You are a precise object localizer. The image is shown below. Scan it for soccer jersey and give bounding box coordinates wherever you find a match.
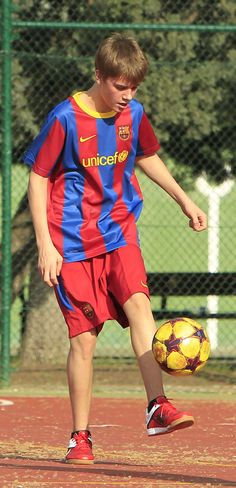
[23,92,160,262]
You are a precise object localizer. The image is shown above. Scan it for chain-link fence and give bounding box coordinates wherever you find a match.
[1,1,236,378]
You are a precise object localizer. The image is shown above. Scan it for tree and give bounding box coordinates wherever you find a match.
[12,0,236,182]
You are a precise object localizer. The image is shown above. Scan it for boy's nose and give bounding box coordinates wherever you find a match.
[123,90,133,102]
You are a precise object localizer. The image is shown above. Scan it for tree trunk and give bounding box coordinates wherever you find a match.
[6,193,69,367]
[21,254,69,367]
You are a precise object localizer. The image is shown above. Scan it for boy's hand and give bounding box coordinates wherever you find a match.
[38,243,63,287]
[181,200,207,232]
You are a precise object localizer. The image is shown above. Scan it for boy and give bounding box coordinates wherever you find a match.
[24,33,207,464]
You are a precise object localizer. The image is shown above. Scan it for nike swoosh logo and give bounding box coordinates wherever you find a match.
[141,280,148,288]
[80,135,96,143]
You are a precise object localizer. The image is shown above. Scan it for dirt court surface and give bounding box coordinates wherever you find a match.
[0,395,235,488]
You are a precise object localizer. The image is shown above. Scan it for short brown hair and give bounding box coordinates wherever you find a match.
[95,33,148,84]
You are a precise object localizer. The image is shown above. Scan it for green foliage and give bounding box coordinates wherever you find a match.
[4,0,236,184]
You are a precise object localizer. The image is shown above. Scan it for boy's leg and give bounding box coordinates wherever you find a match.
[67,329,97,431]
[65,329,97,464]
[123,292,194,435]
[54,259,108,463]
[122,292,164,402]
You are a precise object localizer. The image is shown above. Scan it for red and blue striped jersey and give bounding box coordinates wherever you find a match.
[23,92,160,262]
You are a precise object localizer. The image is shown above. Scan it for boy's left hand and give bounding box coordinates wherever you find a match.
[181,201,207,232]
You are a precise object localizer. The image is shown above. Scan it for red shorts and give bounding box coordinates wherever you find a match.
[54,244,150,338]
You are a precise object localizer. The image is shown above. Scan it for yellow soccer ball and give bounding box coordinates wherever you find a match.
[152,317,211,376]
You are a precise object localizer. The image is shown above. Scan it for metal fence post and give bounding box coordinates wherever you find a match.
[1,0,12,384]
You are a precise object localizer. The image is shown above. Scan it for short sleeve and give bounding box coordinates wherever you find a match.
[23,113,66,177]
[136,111,160,157]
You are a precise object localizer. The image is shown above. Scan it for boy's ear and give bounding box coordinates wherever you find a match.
[95,70,102,84]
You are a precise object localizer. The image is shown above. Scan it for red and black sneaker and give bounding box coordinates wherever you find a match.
[146,396,194,436]
[65,430,94,464]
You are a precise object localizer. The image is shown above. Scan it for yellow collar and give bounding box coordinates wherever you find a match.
[73,92,116,119]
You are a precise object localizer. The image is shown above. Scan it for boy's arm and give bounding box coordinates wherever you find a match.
[28,170,63,287]
[136,153,207,232]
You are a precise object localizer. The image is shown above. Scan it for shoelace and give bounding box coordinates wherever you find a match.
[154,397,177,420]
[76,432,91,444]
[68,432,92,451]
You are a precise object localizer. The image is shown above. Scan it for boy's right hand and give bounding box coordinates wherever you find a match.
[38,243,63,287]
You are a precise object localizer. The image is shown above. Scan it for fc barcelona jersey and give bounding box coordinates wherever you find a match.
[23,92,160,262]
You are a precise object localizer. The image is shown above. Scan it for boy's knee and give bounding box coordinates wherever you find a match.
[123,292,151,317]
[70,330,97,359]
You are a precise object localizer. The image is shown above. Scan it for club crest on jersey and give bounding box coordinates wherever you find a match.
[80,302,94,319]
[118,125,130,140]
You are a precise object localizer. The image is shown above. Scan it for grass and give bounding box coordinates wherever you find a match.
[1,357,236,401]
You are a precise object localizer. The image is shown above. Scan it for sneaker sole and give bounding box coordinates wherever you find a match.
[65,458,94,464]
[168,415,194,432]
[147,415,194,436]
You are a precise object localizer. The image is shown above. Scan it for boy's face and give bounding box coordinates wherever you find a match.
[96,71,139,112]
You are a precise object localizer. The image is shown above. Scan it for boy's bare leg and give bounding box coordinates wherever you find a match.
[67,329,97,431]
[123,292,164,402]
